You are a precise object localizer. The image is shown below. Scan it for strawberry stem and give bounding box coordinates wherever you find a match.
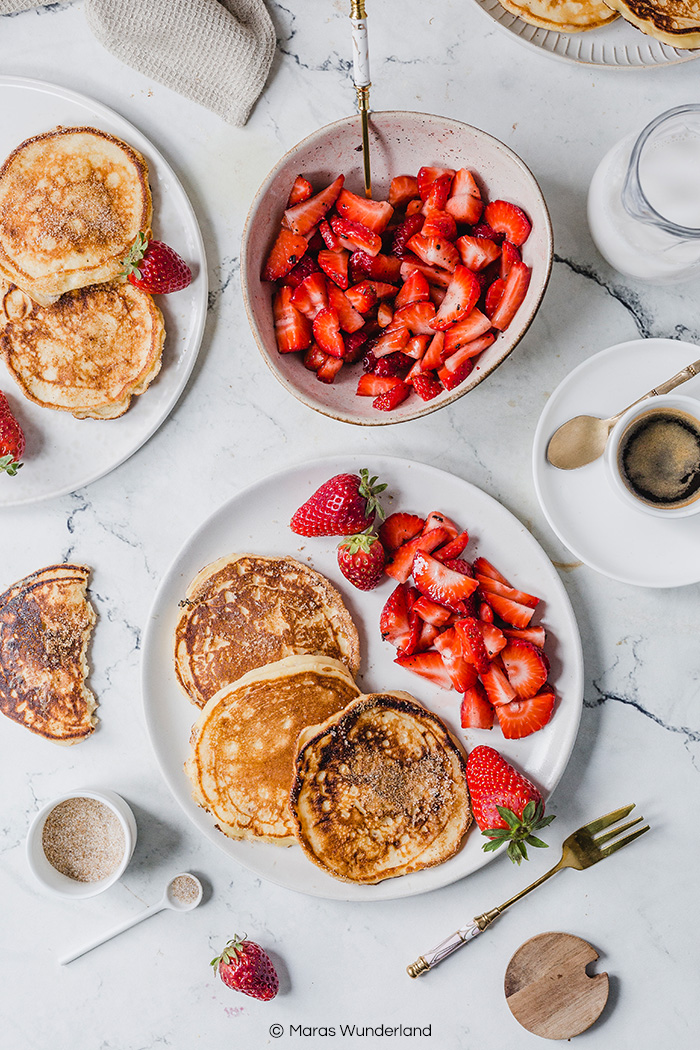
[480,801,555,864]
[0,453,22,476]
[358,468,387,522]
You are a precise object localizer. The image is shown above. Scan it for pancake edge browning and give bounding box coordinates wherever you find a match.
[497,0,618,31]
[290,691,472,884]
[601,0,700,46]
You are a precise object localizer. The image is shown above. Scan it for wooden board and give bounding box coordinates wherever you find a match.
[504,932,609,1040]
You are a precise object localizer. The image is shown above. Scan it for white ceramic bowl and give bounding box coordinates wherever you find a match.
[241,111,553,426]
[26,789,137,899]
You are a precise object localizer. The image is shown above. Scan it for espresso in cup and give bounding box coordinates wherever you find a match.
[617,406,700,510]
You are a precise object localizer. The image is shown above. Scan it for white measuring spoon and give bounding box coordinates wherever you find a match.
[59,872,203,965]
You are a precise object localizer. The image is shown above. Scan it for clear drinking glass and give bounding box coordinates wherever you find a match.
[587,104,700,283]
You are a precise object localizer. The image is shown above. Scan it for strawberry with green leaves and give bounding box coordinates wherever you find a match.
[290,468,386,536]
[211,934,279,1001]
[123,233,192,294]
[466,745,555,864]
[337,530,385,590]
[0,391,25,476]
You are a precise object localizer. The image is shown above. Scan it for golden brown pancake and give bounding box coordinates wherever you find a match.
[602,0,700,46]
[290,691,472,884]
[0,279,164,419]
[174,554,361,708]
[0,126,152,306]
[497,0,618,30]
[0,564,97,744]
[185,655,360,845]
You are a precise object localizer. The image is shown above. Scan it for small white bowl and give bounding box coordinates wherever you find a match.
[26,789,137,899]
[241,111,553,426]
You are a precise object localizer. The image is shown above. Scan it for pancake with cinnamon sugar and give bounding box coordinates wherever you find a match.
[497,0,618,30]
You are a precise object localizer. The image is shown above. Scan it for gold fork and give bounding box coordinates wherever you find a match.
[407,803,650,978]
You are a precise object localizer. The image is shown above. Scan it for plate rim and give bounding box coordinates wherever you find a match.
[532,337,700,587]
[141,453,584,900]
[0,74,208,507]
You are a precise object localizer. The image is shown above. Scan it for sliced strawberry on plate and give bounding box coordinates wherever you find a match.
[291,271,328,319]
[370,351,413,377]
[380,584,414,649]
[262,227,309,281]
[315,354,344,383]
[350,250,402,283]
[394,650,454,690]
[421,173,454,214]
[480,621,507,658]
[273,287,312,352]
[343,329,369,363]
[417,166,455,201]
[411,595,454,627]
[412,551,479,612]
[496,688,556,739]
[500,240,521,279]
[422,511,460,538]
[303,344,327,372]
[287,175,313,206]
[421,211,458,242]
[456,234,501,271]
[378,512,425,552]
[445,168,483,225]
[335,188,394,233]
[484,277,505,320]
[476,576,540,608]
[433,531,469,560]
[481,591,535,629]
[318,248,349,288]
[412,372,442,401]
[284,174,344,235]
[399,254,452,288]
[384,526,452,583]
[367,281,400,300]
[319,218,341,250]
[419,331,447,372]
[377,302,394,327]
[430,265,481,331]
[327,282,365,333]
[479,601,495,623]
[391,214,425,259]
[391,301,437,335]
[356,374,402,397]
[438,355,474,392]
[281,252,320,288]
[330,216,382,256]
[473,556,510,584]
[443,309,492,354]
[417,620,441,651]
[483,200,531,246]
[373,381,411,411]
[460,682,494,730]
[395,269,431,309]
[480,660,517,707]
[503,626,547,648]
[345,281,377,314]
[434,628,479,692]
[313,307,345,358]
[500,640,548,699]
[389,174,419,207]
[455,616,491,675]
[405,334,431,360]
[407,234,459,273]
[489,261,531,331]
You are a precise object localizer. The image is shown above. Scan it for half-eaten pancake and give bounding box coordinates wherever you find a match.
[290,691,472,884]
[497,0,618,30]
[0,279,164,419]
[601,0,700,46]
[175,554,361,708]
[185,655,360,845]
[0,126,152,306]
[0,564,97,744]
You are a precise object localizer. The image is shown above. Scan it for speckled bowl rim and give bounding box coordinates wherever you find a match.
[241,111,554,426]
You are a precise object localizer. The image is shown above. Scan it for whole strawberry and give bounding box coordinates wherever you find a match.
[0,391,25,477]
[337,530,385,590]
[123,233,192,294]
[211,934,279,1001]
[466,745,554,864]
[290,468,386,536]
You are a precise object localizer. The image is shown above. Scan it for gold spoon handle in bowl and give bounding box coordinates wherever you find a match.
[350,1,371,197]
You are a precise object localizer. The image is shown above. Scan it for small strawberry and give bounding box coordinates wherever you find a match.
[290,468,386,536]
[466,745,555,864]
[337,530,385,591]
[0,391,25,476]
[124,233,192,293]
[211,934,279,1001]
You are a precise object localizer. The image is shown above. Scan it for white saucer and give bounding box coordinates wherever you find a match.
[533,339,700,588]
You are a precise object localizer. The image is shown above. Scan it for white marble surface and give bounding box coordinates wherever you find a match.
[1,2,699,1048]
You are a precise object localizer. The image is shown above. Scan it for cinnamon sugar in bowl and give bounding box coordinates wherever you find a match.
[27,789,136,898]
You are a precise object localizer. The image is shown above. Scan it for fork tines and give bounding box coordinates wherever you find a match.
[588,803,650,857]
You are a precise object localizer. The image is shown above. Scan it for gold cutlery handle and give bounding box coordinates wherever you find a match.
[649,357,700,397]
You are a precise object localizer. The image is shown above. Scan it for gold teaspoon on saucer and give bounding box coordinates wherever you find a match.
[546,357,700,470]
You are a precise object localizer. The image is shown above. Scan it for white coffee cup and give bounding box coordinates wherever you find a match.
[605,393,700,519]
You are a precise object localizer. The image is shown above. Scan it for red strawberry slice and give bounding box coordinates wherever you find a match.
[443,309,492,354]
[380,584,414,649]
[456,235,501,271]
[343,329,369,363]
[367,281,399,300]
[378,512,425,552]
[421,211,458,242]
[336,189,394,233]
[394,650,454,690]
[330,216,382,256]
[417,166,455,201]
[391,301,436,335]
[455,616,491,675]
[412,551,479,612]
[445,168,483,224]
[389,174,419,207]
[411,595,454,627]
[438,356,475,392]
[273,287,312,353]
[419,332,447,372]
[313,308,345,358]
[421,174,454,214]
[476,576,540,608]
[372,325,411,358]
[369,350,413,377]
[356,374,402,397]
[490,261,531,331]
[405,334,431,360]
[407,234,459,273]
[503,626,547,648]
[433,530,469,560]
[481,592,535,629]
[318,248,349,289]
[385,526,452,583]
[319,219,341,250]
[262,227,309,281]
[392,214,425,259]
[395,269,430,309]
[327,282,365,333]
[282,253,321,290]
[373,381,410,411]
[303,344,327,372]
[316,354,344,383]
[480,660,517,707]
[377,302,394,328]
[399,255,452,288]
[473,557,510,584]
[500,240,521,279]
[496,689,556,739]
[500,640,548,699]
[350,251,402,283]
[484,277,505,319]
[479,621,507,657]
[430,266,480,331]
[483,200,531,246]
[422,511,460,538]
[434,628,479,691]
[460,683,494,730]
[283,174,344,235]
[291,272,328,319]
[417,621,441,651]
[345,281,377,314]
[471,222,503,244]
[479,601,494,623]
[412,372,442,401]
[287,175,313,206]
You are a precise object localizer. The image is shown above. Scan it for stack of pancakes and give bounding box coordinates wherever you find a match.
[0,126,164,419]
[177,553,472,884]
[497,0,700,46]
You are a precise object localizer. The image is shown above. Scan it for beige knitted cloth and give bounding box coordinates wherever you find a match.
[0,0,276,126]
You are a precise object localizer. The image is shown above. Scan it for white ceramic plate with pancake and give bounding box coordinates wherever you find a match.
[533,338,700,587]
[472,0,700,67]
[142,455,584,901]
[0,76,207,507]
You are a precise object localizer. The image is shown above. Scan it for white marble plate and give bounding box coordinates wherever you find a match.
[142,455,584,900]
[472,0,700,67]
[533,339,700,587]
[0,76,207,506]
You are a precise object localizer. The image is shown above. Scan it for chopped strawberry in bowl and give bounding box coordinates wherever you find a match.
[241,112,553,425]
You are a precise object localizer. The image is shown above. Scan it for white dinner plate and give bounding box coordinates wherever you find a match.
[142,455,584,901]
[472,0,700,68]
[0,76,207,506]
[533,339,700,588]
